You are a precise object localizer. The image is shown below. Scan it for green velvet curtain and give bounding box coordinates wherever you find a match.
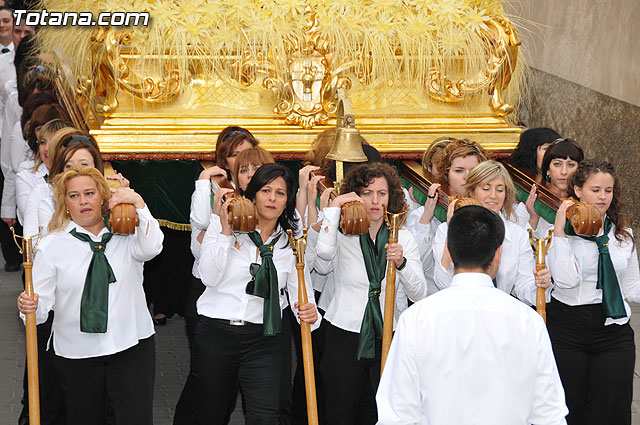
[110,160,203,230]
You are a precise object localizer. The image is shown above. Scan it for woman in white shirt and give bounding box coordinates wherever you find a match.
[433,160,551,304]
[547,160,639,425]
[189,163,319,424]
[174,146,276,425]
[16,114,69,225]
[189,126,258,233]
[515,137,584,238]
[316,162,427,425]
[17,166,164,425]
[406,138,488,295]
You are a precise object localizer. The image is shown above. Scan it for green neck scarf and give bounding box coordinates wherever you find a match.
[565,217,626,319]
[247,231,282,336]
[356,224,389,360]
[70,228,117,333]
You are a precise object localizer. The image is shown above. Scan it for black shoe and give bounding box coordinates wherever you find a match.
[153,315,167,326]
[5,263,21,272]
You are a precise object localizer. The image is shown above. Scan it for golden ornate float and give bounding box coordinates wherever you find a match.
[40,0,524,159]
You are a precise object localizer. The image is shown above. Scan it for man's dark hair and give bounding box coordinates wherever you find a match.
[447,206,505,270]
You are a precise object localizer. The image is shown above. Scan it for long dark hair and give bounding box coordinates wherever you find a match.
[244,163,299,238]
[511,127,560,174]
[341,162,405,214]
[569,159,633,244]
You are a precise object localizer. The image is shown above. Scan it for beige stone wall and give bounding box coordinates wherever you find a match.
[511,0,640,233]
[509,0,640,107]
[519,69,640,231]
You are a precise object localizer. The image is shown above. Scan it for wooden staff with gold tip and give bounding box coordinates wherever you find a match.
[12,227,42,425]
[287,228,319,425]
[528,228,552,324]
[380,204,408,375]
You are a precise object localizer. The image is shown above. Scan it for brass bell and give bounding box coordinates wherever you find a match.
[326,96,367,163]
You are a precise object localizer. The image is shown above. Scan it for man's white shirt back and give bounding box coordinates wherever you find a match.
[376,272,568,425]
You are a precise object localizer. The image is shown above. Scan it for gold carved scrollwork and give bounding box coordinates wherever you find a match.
[89,28,184,117]
[426,16,521,116]
[238,7,367,129]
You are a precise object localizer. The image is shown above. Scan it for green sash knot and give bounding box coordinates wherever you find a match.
[356,225,389,360]
[247,231,282,336]
[565,218,626,319]
[70,228,116,333]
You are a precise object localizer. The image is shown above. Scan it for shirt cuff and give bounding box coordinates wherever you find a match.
[195,179,210,192]
[323,207,341,227]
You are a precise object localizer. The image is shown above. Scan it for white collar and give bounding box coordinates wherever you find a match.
[64,221,110,240]
[451,272,495,288]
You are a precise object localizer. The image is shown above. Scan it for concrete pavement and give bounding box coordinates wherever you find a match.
[2,266,640,424]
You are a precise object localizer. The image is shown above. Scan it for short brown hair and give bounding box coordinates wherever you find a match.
[341,162,405,214]
[436,139,488,185]
[49,166,111,234]
[231,147,275,187]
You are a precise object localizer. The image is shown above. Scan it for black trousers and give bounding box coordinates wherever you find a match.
[191,317,283,425]
[289,306,327,425]
[19,312,66,425]
[184,277,206,349]
[320,323,379,425]
[52,336,155,425]
[547,298,635,425]
[143,227,193,317]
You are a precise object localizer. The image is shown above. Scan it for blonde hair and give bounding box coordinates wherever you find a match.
[231,146,275,186]
[30,119,73,171]
[48,166,111,234]
[436,139,488,184]
[463,160,516,220]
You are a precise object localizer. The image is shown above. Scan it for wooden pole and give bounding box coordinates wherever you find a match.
[288,229,319,425]
[381,205,408,376]
[22,236,40,425]
[529,229,552,325]
[296,263,319,425]
[535,262,546,324]
[380,236,397,375]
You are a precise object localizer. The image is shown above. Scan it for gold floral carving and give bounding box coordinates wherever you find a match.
[427,16,521,116]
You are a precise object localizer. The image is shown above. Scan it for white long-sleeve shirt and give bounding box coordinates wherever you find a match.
[306,224,335,312]
[29,206,164,359]
[1,96,23,218]
[23,182,52,239]
[316,207,427,333]
[376,272,568,425]
[197,215,319,330]
[433,215,543,306]
[548,225,640,326]
[15,160,47,225]
[404,205,441,296]
[190,179,218,231]
[513,201,554,239]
